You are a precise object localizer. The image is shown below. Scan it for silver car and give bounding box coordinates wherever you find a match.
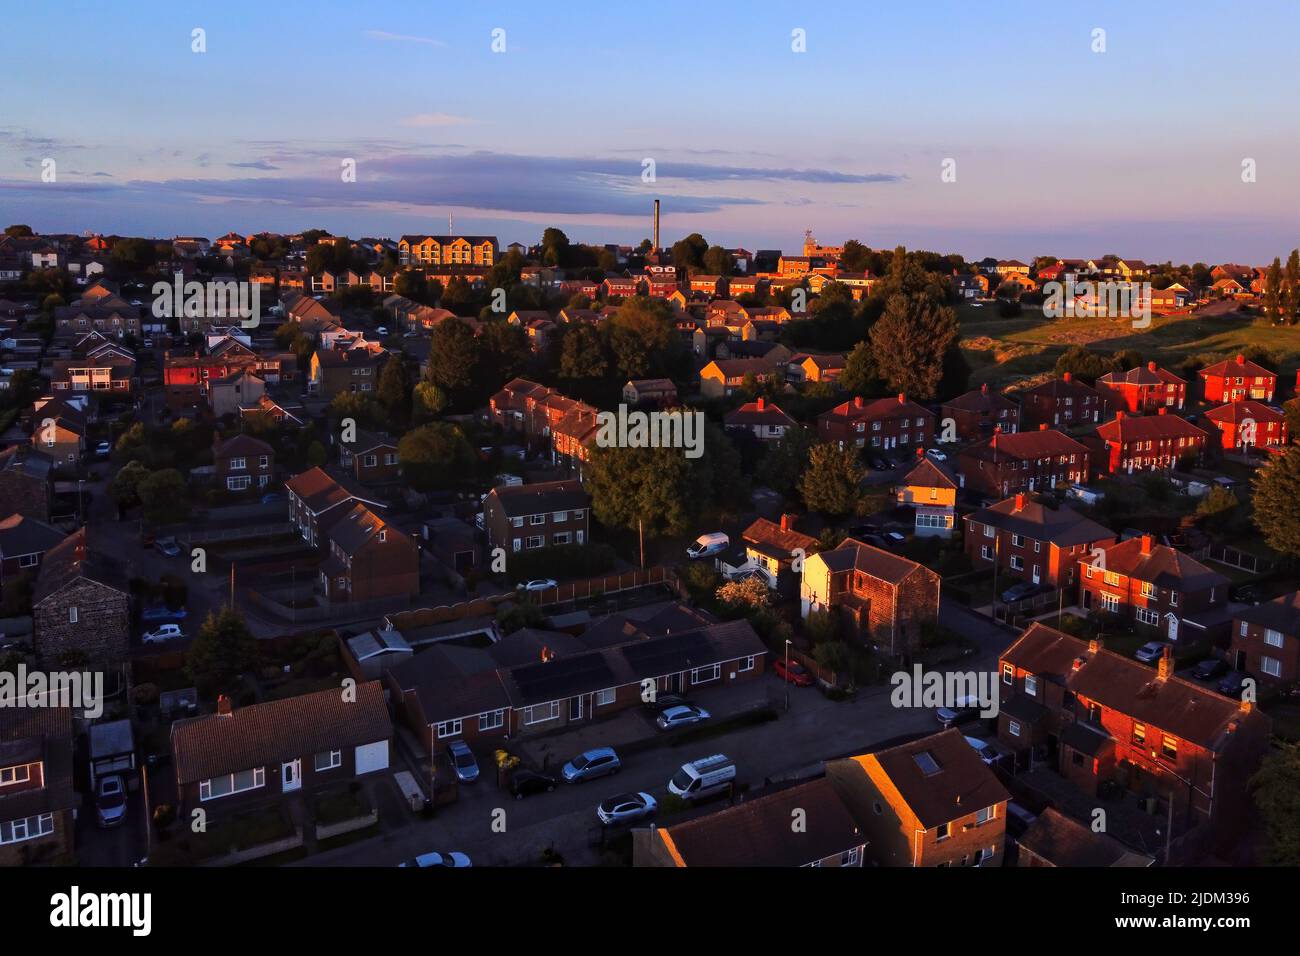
[96,774,128,828]
[656,704,711,731]
[597,791,657,826]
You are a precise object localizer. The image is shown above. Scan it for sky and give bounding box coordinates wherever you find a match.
[1,0,1298,263]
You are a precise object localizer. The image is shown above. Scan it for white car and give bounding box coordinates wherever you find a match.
[925,448,947,462]
[376,326,389,337]
[142,624,184,644]
[522,578,558,592]
[597,791,657,826]
[95,441,112,457]
[398,851,472,868]
[656,704,711,731]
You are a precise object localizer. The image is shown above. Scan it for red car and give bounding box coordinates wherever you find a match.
[774,658,814,687]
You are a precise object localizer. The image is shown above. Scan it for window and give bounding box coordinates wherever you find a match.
[1010,555,1023,571]
[1161,735,1178,760]
[200,767,266,801]
[1141,582,1155,598]
[0,813,53,845]
[572,509,584,520]
[738,656,755,672]
[841,847,861,866]
[1136,607,1159,626]
[1262,656,1282,678]
[510,517,524,529]
[313,750,342,772]
[227,476,251,491]
[1008,720,1021,737]
[363,454,377,467]
[436,719,463,739]
[525,536,543,550]
[936,822,950,841]
[1011,534,1023,547]
[1240,620,1249,638]
[980,545,991,560]
[68,607,78,624]
[0,764,33,786]
[479,709,505,731]
[1102,593,1120,613]
[553,511,568,522]
[1024,674,1038,696]
[1169,590,1178,607]
[595,688,616,707]
[983,524,994,538]
[530,514,545,525]
[1265,628,1284,648]
[552,532,571,546]
[17,554,37,568]
[975,804,996,825]
[229,456,246,470]
[1133,723,1146,745]
[1001,662,1013,685]
[691,663,721,683]
[523,701,559,726]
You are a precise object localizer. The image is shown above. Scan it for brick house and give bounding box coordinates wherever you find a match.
[996,623,1272,845]
[1199,354,1275,403]
[308,347,384,399]
[170,683,391,819]
[387,615,766,754]
[397,234,497,267]
[634,776,865,867]
[319,504,420,602]
[50,349,136,396]
[719,514,819,596]
[1202,399,1288,453]
[339,430,401,485]
[1017,807,1153,867]
[940,383,1020,442]
[0,706,75,866]
[723,397,798,441]
[0,445,53,520]
[31,398,86,472]
[896,455,958,537]
[213,433,275,492]
[1093,409,1209,474]
[800,538,940,654]
[817,394,935,453]
[964,494,1116,592]
[1079,534,1228,642]
[955,426,1091,498]
[284,467,387,548]
[1229,592,1300,686]
[699,357,777,399]
[827,728,1010,867]
[1019,373,1108,429]
[483,479,590,553]
[0,513,67,596]
[32,530,130,689]
[1095,362,1187,414]
[622,378,678,408]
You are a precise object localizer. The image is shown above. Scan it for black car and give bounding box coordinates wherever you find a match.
[1217,671,1250,697]
[1192,658,1228,681]
[508,769,557,800]
[1232,584,1260,603]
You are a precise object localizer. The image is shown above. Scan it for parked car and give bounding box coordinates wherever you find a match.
[260,492,283,505]
[925,448,948,462]
[1134,641,1168,664]
[686,532,729,560]
[868,454,891,471]
[521,578,558,592]
[1217,670,1251,697]
[95,774,128,828]
[142,624,184,644]
[398,851,472,868]
[773,658,814,687]
[154,536,181,557]
[643,693,689,713]
[964,736,1003,767]
[936,695,982,727]
[94,440,112,457]
[597,791,657,826]
[562,747,621,783]
[141,604,186,622]
[1232,584,1260,603]
[376,326,389,337]
[656,704,711,731]
[446,740,479,783]
[508,769,556,800]
[885,531,906,544]
[1000,581,1041,604]
[1192,658,1228,681]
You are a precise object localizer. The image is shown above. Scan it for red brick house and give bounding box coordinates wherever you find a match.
[1093,409,1209,474]
[213,433,275,492]
[955,426,1090,498]
[0,706,76,865]
[1199,354,1275,403]
[1230,592,1300,686]
[827,729,1010,868]
[1079,534,1229,642]
[1095,362,1187,414]
[964,494,1116,592]
[170,683,391,820]
[817,394,935,454]
[720,514,820,597]
[482,479,590,553]
[1202,399,1288,453]
[1017,806,1154,867]
[339,430,400,485]
[724,397,798,441]
[800,537,940,654]
[622,378,678,407]
[1019,373,1108,429]
[997,623,1272,847]
[320,504,419,602]
[284,467,387,548]
[940,383,1020,442]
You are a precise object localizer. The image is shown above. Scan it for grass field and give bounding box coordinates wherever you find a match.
[958,302,1300,392]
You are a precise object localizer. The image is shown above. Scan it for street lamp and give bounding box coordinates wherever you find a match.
[784,639,792,713]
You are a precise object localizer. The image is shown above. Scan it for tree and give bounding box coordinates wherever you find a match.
[702,245,734,276]
[868,293,959,400]
[540,227,570,267]
[184,608,258,696]
[1285,249,1300,327]
[1054,345,1118,383]
[1250,741,1300,866]
[716,577,770,611]
[670,233,709,273]
[393,269,430,304]
[586,444,695,537]
[756,425,816,495]
[476,321,532,390]
[1196,484,1238,532]
[413,380,448,422]
[138,469,190,523]
[1252,447,1300,558]
[425,317,481,395]
[559,324,608,379]
[840,341,884,395]
[1263,257,1284,323]
[839,239,872,273]
[108,460,150,512]
[376,354,412,423]
[4,224,33,237]
[800,443,863,515]
[608,297,674,378]
[397,423,476,491]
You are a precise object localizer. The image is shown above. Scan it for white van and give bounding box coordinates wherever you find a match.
[687,532,729,560]
[668,754,735,801]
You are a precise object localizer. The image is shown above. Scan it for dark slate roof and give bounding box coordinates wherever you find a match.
[0,513,65,559]
[488,479,588,518]
[32,529,127,605]
[1018,807,1153,867]
[1236,591,1300,635]
[818,537,926,586]
[0,705,75,819]
[1093,537,1228,593]
[171,682,392,784]
[967,497,1116,547]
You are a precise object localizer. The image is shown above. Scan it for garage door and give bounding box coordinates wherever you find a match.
[354,740,389,776]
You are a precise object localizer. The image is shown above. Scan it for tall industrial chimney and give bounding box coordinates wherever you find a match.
[653,199,660,254]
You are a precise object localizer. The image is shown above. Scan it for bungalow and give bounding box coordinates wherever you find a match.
[723,397,798,441]
[170,683,392,818]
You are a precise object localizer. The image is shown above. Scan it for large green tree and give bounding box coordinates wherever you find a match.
[800,442,863,516]
[1250,741,1300,866]
[559,324,608,379]
[756,426,816,496]
[608,297,674,378]
[868,293,959,400]
[1252,447,1300,557]
[397,422,476,491]
[586,444,696,537]
[138,469,190,523]
[425,317,481,394]
[185,608,259,697]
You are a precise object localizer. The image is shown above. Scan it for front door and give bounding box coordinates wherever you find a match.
[669,672,684,694]
[569,696,583,721]
[282,758,302,792]
[1166,614,1179,642]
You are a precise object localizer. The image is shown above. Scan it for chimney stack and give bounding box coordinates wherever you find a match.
[1039,423,1048,431]
[780,513,796,532]
[1014,492,1025,511]
[916,446,925,459]
[1157,645,1173,680]
[1063,371,1072,382]
[756,396,766,411]
[1236,353,1245,365]
[217,695,233,717]
[980,383,989,394]
[897,393,906,404]
[853,395,863,409]
[1147,361,1157,372]
[1088,638,1103,654]
[1158,406,1167,415]
[1115,410,1126,420]
[1141,534,1153,555]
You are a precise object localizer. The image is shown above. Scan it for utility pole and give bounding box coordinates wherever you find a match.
[638,518,644,569]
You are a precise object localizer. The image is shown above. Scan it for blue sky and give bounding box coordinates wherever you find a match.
[1,0,1297,262]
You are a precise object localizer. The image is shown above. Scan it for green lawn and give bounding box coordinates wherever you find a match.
[959,304,1300,391]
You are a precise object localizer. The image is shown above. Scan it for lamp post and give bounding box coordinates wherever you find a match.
[784,639,792,712]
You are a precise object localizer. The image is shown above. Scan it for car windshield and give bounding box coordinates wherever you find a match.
[454,752,474,767]
[670,769,693,791]
[571,754,590,769]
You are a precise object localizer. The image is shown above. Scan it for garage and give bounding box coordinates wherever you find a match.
[354,740,389,776]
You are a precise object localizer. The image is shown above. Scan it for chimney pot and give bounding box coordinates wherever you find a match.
[1014,492,1025,511]
[1158,406,1167,415]
[980,383,988,394]
[1157,645,1173,680]
[897,393,906,404]
[756,396,765,410]
[1039,423,1048,431]
[1116,410,1126,419]
[781,513,794,532]
[853,395,863,409]
[1147,361,1157,371]
[1236,353,1245,364]
[916,446,925,459]
[1063,371,1072,382]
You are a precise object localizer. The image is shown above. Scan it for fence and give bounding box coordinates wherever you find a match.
[530,565,673,607]
[788,646,846,690]
[1196,544,1275,575]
